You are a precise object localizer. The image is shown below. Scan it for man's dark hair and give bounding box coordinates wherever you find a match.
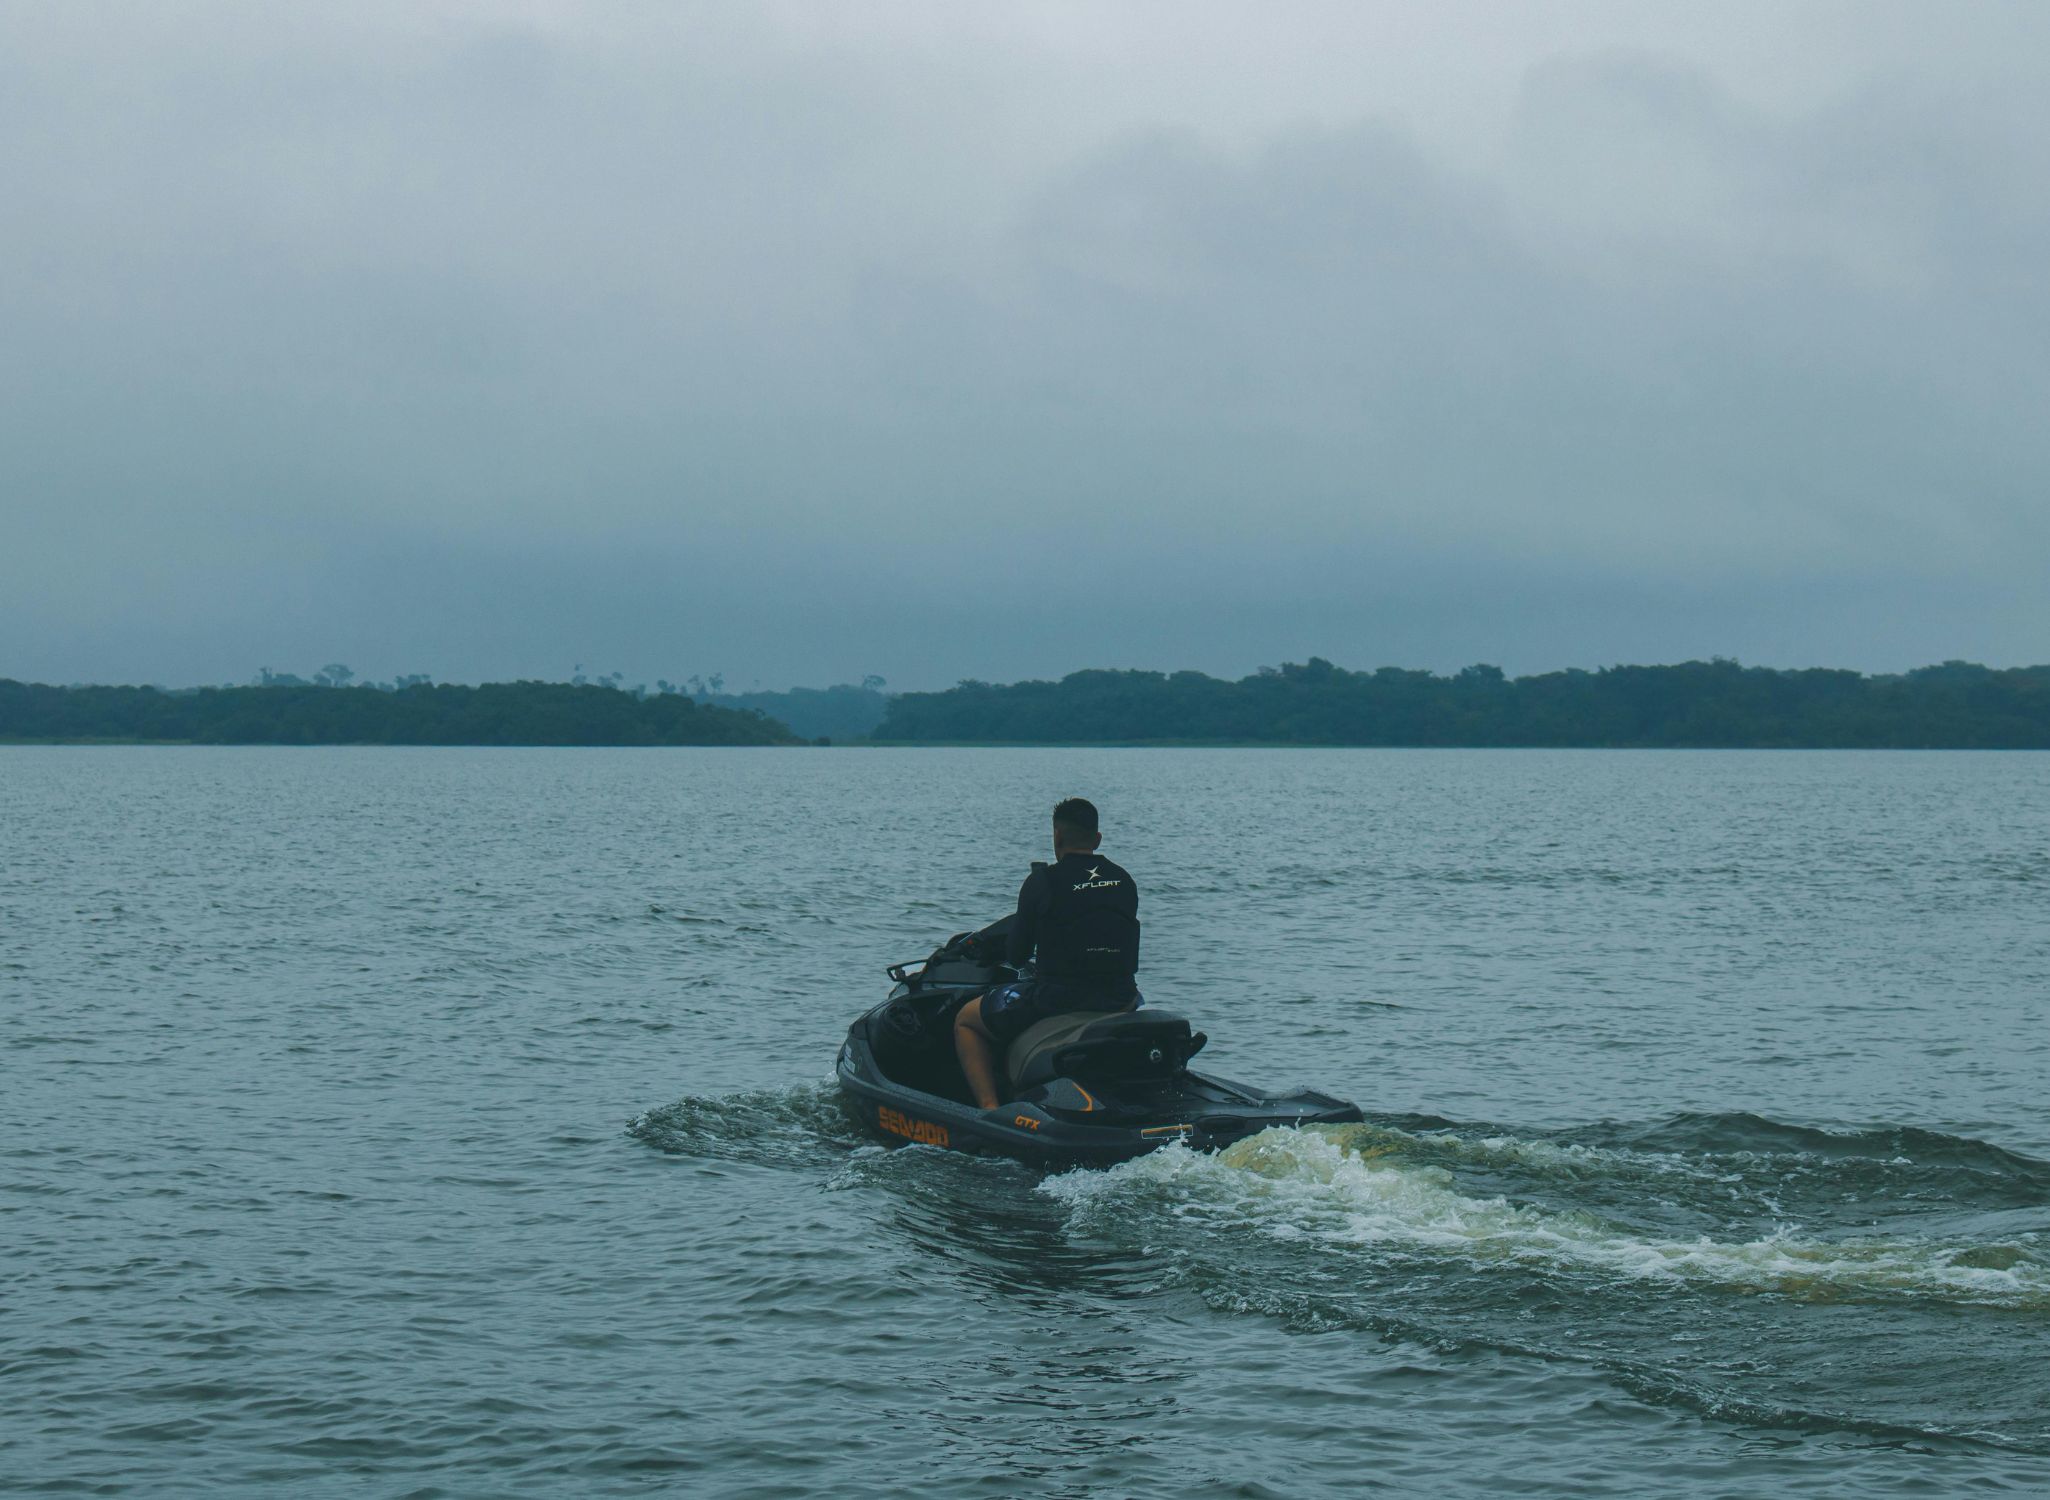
[1052,797,1099,834]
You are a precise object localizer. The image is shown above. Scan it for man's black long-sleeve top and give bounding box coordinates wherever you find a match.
[1006,851,1140,989]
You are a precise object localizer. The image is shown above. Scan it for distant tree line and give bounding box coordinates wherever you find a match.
[873,659,2050,748]
[691,678,890,742]
[0,680,800,746]
[251,665,431,690]
[532,666,893,742]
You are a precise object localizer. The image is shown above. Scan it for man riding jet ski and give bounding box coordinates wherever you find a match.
[952,797,1141,1111]
[836,797,1362,1167]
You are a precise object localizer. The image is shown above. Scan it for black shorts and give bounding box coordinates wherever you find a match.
[980,978,1138,1045]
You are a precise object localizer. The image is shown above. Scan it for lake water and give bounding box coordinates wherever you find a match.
[4,746,2047,1496]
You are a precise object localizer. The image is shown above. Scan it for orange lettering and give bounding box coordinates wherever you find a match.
[877,1106,950,1148]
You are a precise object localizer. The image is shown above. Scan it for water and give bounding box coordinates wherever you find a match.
[4,746,2047,1496]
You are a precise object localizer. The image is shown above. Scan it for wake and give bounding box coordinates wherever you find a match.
[1045,1120,2050,1307]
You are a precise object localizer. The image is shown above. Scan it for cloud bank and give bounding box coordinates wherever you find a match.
[2,2,2045,686]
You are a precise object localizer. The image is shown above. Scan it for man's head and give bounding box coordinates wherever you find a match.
[1052,796,1102,857]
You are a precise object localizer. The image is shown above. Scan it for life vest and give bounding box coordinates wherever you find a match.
[1036,853,1140,985]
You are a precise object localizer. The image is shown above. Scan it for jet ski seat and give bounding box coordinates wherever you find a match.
[1006,1006,1204,1093]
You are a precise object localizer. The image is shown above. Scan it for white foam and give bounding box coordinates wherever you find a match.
[1041,1126,2049,1306]
[1344,1122,1737,1184]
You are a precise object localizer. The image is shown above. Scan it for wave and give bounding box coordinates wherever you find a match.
[1594,1111,2050,1182]
[1353,1110,2050,1223]
[1043,1125,2050,1307]
[625,1081,864,1168]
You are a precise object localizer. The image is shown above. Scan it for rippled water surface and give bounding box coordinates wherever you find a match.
[5,746,2048,1496]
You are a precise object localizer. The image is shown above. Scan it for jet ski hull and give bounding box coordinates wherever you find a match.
[840,1035,1359,1167]
[836,971,1362,1168]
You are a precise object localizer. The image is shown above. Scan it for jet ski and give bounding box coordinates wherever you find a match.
[837,928,1362,1167]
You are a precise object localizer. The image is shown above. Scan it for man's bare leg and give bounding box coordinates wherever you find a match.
[953,997,1004,1111]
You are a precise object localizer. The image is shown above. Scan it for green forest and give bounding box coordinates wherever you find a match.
[0,680,799,746]
[874,659,2050,748]
[9,659,2050,747]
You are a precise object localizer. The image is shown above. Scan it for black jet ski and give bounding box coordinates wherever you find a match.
[837,928,1362,1167]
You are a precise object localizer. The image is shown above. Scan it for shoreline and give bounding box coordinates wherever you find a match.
[6,738,2044,752]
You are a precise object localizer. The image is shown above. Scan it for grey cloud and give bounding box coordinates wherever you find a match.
[1,5,2045,687]
[871,57,2049,574]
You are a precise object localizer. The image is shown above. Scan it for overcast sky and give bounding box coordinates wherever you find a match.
[3,1,2046,689]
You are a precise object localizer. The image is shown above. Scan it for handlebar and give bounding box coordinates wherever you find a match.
[885,916,1021,984]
